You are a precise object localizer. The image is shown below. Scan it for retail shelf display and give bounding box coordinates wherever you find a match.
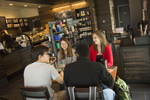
[75,7,93,37]
[48,20,79,57]
[6,18,28,28]
[75,7,93,46]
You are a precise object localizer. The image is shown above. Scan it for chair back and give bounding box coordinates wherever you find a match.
[20,86,50,100]
[110,33,121,38]
[65,86,104,100]
[107,66,118,81]
[101,58,107,69]
[0,96,11,100]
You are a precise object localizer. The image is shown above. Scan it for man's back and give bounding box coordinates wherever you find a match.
[24,62,59,97]
[64,57,114,88]
[2,34,11,43]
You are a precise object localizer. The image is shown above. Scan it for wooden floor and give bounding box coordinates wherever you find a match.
[0,45,150,100]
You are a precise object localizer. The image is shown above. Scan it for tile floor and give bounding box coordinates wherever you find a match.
[0,46,150,100]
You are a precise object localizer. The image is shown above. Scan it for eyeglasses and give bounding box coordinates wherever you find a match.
[61,43,68,46]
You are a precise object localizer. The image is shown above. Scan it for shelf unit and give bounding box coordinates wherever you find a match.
[48,21,78,57]
[6,18,29,28]
[75,7,93,46]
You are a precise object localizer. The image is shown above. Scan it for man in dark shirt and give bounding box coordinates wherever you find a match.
[64,43,115,100]
[1,32,11,49]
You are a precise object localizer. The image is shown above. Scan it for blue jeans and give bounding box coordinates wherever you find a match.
[101,84,115,100]
[103,88,115,100]
[101,84,108,89]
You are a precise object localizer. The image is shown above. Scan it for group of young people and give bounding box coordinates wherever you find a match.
[23,30,115,100]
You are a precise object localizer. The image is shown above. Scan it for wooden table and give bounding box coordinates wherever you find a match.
[107,66,117,81]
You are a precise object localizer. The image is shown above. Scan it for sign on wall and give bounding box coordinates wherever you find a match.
[55,9,72,20]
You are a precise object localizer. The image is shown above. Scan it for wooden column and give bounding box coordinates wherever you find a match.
[94,0,113,38]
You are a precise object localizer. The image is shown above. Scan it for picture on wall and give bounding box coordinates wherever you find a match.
[55,9,72,20]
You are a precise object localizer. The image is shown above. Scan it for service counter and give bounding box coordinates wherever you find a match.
[120,40,150,83]
[0,46,33,85]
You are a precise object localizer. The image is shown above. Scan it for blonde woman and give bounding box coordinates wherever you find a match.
[89,30,113,67]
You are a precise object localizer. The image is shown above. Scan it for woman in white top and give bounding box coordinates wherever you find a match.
[57,37,76,69]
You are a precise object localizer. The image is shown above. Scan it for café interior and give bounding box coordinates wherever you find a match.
[0,0,150,100]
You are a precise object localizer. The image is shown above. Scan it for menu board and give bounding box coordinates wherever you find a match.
[55,9,72,20]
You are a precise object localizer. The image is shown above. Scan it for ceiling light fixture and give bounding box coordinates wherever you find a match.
[38,6,41,8]
[24,5,27,7]
[9,4,13,6]
[71,1,86,6]
[52,5,71,10]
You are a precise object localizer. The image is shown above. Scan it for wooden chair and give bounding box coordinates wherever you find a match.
[20,86,50,100]
[0,96,12,100]
[107,66,118,81]
[65,86,104,100]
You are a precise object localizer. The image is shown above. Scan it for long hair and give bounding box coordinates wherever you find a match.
[59,37,73,59]
[93,30,109,53]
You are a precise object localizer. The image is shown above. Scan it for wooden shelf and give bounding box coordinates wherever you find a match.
[77,15,90,18]
[79,20,91,22]
[55,40,59,42]
[79,30,93,33]
[53,31,64,35]
[6,18,28,29]
[78,25,92,28]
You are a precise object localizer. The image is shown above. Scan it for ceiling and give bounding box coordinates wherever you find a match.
[0,0,51,8]
[1,0,83,8]
[4,0,56,5]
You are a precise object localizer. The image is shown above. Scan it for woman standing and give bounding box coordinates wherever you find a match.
[57,37,76,69]
[89,30,113,67]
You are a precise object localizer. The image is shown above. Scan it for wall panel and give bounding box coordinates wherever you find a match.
[38,0,98,32]
[94,0,112,37]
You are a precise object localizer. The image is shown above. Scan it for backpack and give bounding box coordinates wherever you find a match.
[114,76,132,100]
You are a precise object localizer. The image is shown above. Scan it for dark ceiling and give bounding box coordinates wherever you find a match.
[4,0,82,5]
[5,0,55,5]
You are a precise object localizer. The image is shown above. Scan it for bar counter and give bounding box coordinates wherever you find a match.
[0,46,33,85]
[120,39,150,82]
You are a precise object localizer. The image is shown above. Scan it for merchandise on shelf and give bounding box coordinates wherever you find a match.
[24,30,48,45]
[5,18,29,29]
[48,20,79,56]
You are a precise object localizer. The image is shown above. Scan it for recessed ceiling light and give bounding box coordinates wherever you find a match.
[38,6,41,8]
[9,4,13,6]
[24,5,27,7]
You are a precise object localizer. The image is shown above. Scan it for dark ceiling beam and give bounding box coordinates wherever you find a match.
[5,0,55,5]
[5,0,84,5]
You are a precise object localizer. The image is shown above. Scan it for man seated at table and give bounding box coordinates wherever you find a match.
[24,45,66,100]
[64,43,115,100]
